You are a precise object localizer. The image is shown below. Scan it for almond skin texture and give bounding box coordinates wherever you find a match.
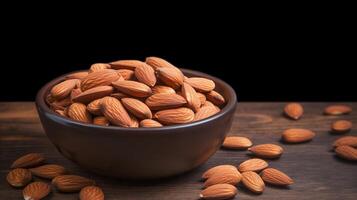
[135,63,157,87]
[222,136,253,150]
[282,128,316,143]
[156,67,184,89]
[66,71,89,80]
[194,106,220,121]
[202,165,238,180]
[23,182,51,200]
[68,103,92,123]
[110,60,144,70]
[241,171,265,194]
[87,98,103,115]
[112,80,152,98]
[248,144,284,159]
[51,79,79,100]
[152,85,176,95]
[11,153,45,169]
[185,77,215,92]
[206,91,225,106]
[284,103,303,120]
[101,97,132,127]
[121,98,152,119]
[238,158,269,172]
[116,69,135,80]
[155,107,194,125]
[29,164,66,179]
[80,186,105,200]
[139,119,163,127]
[200,183,238,200]
[145,56,177,70]
[331,120,352,133]
[7,168,32,187]
[73,86,114,104]
[81,69,120,91]
[333,136,357,148]
[261,168,294,186]
[204,168,242,188]
[324,105,352,115]
[93,116,110,126]
[335,145,357,161]
[52,175,95,192]
[89,63,110,73]
[182,82,201,112]
[145,93,187,110]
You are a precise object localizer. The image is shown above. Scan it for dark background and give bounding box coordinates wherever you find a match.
[1,9,355,101]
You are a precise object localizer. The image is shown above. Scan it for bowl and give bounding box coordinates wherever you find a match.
[36,68,237,179]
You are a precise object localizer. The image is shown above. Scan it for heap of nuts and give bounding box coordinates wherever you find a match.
[46,57,226,127]
[6,153,104,200]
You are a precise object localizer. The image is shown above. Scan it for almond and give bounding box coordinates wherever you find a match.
[101,97,132,127]
[194,106,220,121]
[80,186,105,200]
[121,98,152,119]
[87,98,103,115]
[331,120,352,133]
[152,85,176,95]
[52,175,95,192]
[70,88,82,101]
[145,93,187,110]
[117,69,135,80]
[139,119,163,127]
[335,145,357,161]
[222,136,253,150]
[241,171,265,193]
[206,91,225,106]
[51,79,79,100]
[202,165,238,180]
[29,164,66,179]
[65,71,88,80]
[135,63,157,87]
[81,69,120,91]
[202,101,219,109]
[93,116,110,126]
[110,92,129,100]
[282,128,315,143]
[7,168,32,187]
[284,103,303,120]
[238,158,268,172]
[130,114,139,128]
[50,97,72,110]
[110,60,144,70]
[248,144,284,159]
[333,136,357,148]
[155,107,194,125]
[112,80,152,98]
[199,183,238,200]
[185,77,215,92]
[156,67,184,89]
[11,153,45,169]
[182,82,201,112]
[197,92,207,105]
[260,168,294,186]
[73,86,113,104]
[324,105,352,115]
[145,56,177,70]
[89,63,110,73]
[55,109,67,117]
[204,168,242,188]
[46,94,55,105]
[68,103,92,123]
[23,182,51,200]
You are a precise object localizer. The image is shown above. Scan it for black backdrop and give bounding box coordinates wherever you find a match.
[1,13,355,101]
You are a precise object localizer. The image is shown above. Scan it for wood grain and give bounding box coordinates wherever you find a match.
[1,102,356,199]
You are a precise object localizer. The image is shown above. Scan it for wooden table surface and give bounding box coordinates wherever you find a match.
[1,102,356,199]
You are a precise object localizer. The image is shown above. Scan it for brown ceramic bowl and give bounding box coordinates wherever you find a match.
[36,68,237,179]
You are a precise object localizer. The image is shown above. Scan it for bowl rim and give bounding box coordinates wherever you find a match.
[36,68,237,132]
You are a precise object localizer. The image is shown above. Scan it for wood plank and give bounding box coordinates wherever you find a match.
[0,102,356,199]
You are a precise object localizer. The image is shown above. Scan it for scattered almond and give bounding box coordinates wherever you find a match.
[135,63,157,87]
[204,169,242,188]
[185,77,215,92]
[222,136,253,150]
[282,128,315,143]
[52,175,95,192]
[155,107,194,125]
[121,98,152,119]
[68,103,92,123]
[29,164,66,179]
[145,93,187,110]
[206,91,225,106]
[11,153,45,169]
[241,171,265,193]
[331,120,352,133]
[139,119,163,128]
[248,144,283,159]
[93,116,110,126]
[6,168,32,187]
[199,184,238,200]
[80,186,105,200]
[284,103,303,120]
[335,145,357,161]
[324,105,352,115]
[101,97,132,127]
[333,136,357,148]
[260,168,294,186]
[81,69,120,91]
[202,165,238,180]
[23,182,51,200]
[112,80,152,98]
[238,158,268,172]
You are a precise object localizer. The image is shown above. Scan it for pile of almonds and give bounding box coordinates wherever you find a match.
[199,103,355,199]
[6,153,104,200]
[46,57,226,127]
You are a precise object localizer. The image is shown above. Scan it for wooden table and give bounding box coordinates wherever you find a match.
[1,102,356,199]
